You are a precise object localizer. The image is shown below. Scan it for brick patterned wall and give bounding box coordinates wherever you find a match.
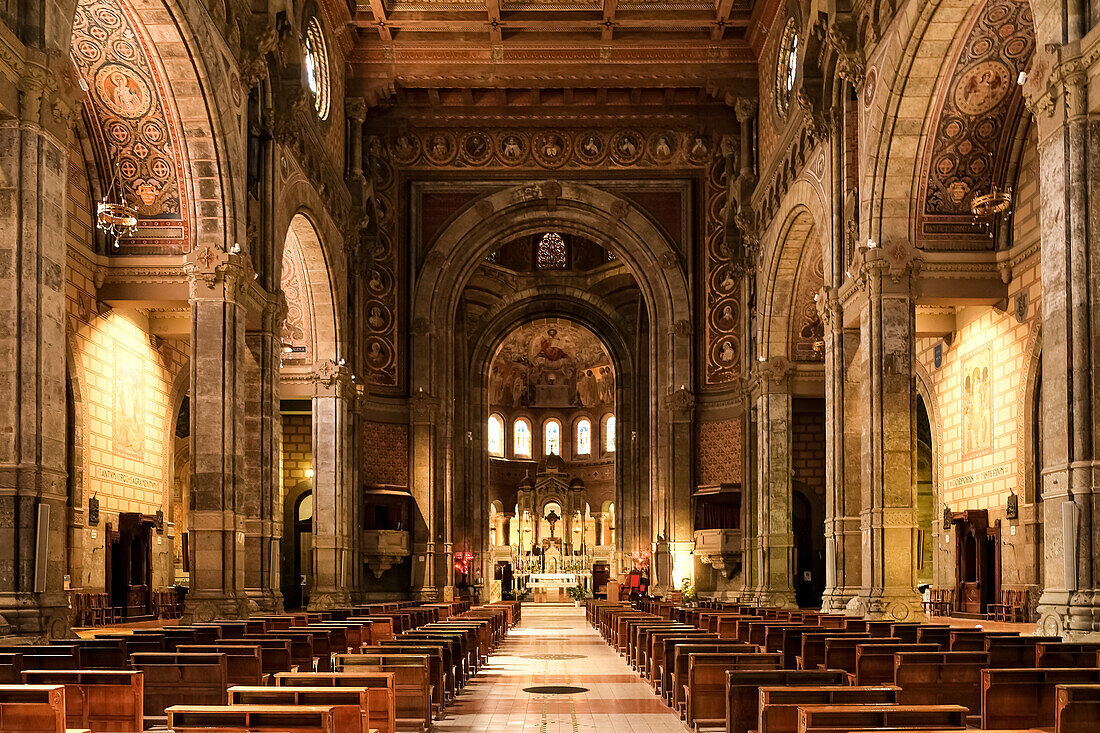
[281,414,313,490]
[791,399,826,497]
[914,128,1041,511]
[361,421,409,486]
[695,417,743,486]
[66,140,187,518]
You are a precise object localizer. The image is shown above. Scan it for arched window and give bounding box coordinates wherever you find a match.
[603,414,616,453]
[536,232,567,269]
[514,418,532,458]
[303,16,331,120]
[775,17,799,117]
[576,419,592,456]
[544,419,561,456]
[487,414,504,457]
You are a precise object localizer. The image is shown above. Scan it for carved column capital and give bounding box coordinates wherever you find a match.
[311,358,354,398]
[851,240,923,289]
[184,247,251,302]
[734,98,758,122]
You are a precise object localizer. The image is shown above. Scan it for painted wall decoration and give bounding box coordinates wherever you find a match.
[695,417,743,486]
[790,243,825,362]
[705,152,741,385]
[71,0,190,253]
[112,345,146,460]
[962,346,993,456]
[280,233,314,364]
[360,422,409,486]
[364,124,738,393]
[489,320,614,410]
[916,0,1034,245]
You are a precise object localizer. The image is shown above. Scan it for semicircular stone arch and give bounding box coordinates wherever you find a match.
[280,211,342,367]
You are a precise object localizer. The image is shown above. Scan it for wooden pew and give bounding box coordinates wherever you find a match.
[981,667,1100,729]
[1055,683,1100,733]
[796,703,968,732]
[798,632,871,671]
[1035,642,1100,668]
[167,703,356,732]
[664,642,757,703]
[0,655,21,684]
[893,650,989,721]
[985,635,1061,668]
[275,671,395,733]
[0,685,66,733]
[176,643,265,686]
[852,643,939,686]
[648,631,716,684]
[821,636,902,675]
[757,685,899,733]
[726,669,848,733]
[683,652,782,728]
[362,644,446,713]
[229,685,373,733]
[192,638,293,676]
[21,669,142,732]
[129,651,227,728]
[948,629,1020,652]
[333,654,431,732]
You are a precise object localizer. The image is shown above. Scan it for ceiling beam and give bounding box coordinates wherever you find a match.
[367,0,391,41]
[486,0,502,43]
[602,0,618,42]
[712,0,735,40]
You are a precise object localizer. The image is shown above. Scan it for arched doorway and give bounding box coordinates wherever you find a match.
[412,182,693,600]
[916,395,935,587]
[482,316,618,598]
[283,489,313,610]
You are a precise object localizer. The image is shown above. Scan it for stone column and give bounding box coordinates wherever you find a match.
[819,286,862,611]
[410,386,440,600]
[309,359,354,609]
[184,248,251,622]
[242,296,285,612]
[846,242,923,620]
[1025,57,1100,636]
[0,63,72,637]
[748,359,797,607]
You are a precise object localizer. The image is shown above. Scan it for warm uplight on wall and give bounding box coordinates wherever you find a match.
[305,468,314,478]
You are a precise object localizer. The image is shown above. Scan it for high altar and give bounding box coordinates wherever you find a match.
[489,455,616,598]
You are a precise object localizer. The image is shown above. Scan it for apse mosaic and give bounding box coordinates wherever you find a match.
[917,0,1034,245]
[489,321,614,410]
[71,0,190,253]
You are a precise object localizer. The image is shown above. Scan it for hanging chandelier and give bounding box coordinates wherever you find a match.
[96,162,138,248]
[970,150,1013,218]
[971,185,1013,217]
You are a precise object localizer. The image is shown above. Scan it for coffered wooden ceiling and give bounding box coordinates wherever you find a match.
[346,0,776,105]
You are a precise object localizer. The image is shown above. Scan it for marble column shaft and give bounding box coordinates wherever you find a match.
[750,371,796,607]
[184,253,250,622]
[309,361,353,609]
[0,86,70,636]
[849,245,923,620]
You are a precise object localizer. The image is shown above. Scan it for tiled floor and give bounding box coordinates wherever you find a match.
[436,604,685,732]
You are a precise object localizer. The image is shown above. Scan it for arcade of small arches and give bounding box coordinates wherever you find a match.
[4,0,1100,646]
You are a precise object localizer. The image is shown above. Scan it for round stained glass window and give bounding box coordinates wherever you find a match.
[303,16,330,120]
[776,18,799,117]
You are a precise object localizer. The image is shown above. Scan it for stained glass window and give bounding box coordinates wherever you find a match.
[776,18,798,117]
[576,419,592,455]
[544,419,561,456]
[536,232,567,269]
[514,419,532,457]
[304,16,330,120]
[604,414,616,453]
[488,414,504,456]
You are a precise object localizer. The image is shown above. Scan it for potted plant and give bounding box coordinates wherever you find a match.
[567,584,588,607]
[680,579,697,607]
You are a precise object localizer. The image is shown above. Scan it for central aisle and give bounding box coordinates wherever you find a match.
[436,604,684,732]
